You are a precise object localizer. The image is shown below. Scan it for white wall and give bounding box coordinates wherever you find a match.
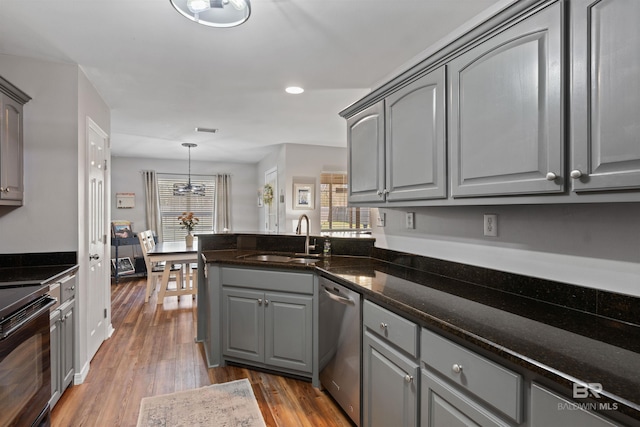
[110,156,259,234]
[0,54,79,252]
[373,203,640,297]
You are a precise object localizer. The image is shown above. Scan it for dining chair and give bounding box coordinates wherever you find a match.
[137,230,182,302]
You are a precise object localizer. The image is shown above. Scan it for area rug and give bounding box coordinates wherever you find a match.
[137,379,266,427]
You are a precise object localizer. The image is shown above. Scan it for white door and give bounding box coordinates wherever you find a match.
[87,118,109,360]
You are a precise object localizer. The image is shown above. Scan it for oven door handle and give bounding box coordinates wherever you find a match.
[322,284,355,306]
[0,297,56,340]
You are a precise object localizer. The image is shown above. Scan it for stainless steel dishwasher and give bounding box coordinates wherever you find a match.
[319,276,361,427]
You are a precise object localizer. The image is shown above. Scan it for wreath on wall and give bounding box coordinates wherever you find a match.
[262,183,274,205]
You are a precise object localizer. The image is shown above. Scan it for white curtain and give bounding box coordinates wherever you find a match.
[142,170,162,240]
[214,174,231,233]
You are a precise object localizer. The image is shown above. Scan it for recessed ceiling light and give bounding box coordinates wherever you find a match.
[285,86,304,95]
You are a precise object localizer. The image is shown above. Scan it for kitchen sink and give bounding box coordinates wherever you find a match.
[238,253,320,264]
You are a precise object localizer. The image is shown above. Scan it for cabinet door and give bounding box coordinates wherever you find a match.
[385,67,446,201]
[0,94,24,202]
[49,311,61,408]
[264,292,313,373]
[421,370,511,427]
[530,383,618,427]
[222,287,264,363]
[570,0,640,192]
[449,2,563,197]
[61,302,75,390]
[363,331,419,427]
[348,101,385,204]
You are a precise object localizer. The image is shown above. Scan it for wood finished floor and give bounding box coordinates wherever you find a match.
[51,277,353,427]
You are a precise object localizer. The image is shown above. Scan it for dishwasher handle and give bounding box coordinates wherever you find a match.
[322,284,355,306]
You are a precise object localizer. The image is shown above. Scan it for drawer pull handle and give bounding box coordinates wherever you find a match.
[379,322,388,330]
[452,364,463,374]
[404,375,413,383]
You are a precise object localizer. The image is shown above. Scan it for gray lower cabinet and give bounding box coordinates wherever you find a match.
[221,274,314,375]
[421,328,523,426]
[362,300,419,427]
[50,299,75,409]
[570,0,640,192]
[448,1,563,198]
[421,370,512,427]
[530,383,619,427]
[347,101,385,204]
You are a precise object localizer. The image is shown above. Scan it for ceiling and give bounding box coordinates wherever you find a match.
[0,0,502,163]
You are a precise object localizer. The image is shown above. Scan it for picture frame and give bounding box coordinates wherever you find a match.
[111,257,135,275]
[293,183,314,210]
[111,220,133,239]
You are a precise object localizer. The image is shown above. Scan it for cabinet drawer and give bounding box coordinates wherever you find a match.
[59,274,76,303]
[364,300,418,357]
[421,328,523,423]
[222,267,314,294]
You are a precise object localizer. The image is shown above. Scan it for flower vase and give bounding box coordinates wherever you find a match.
[185,232,194,247]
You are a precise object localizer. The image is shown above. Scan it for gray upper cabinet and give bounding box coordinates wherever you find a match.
[570,0,640,192]
[0,77,30,206]
[449,1,563,198]
[385,68,447,201]
[347,101,385,204]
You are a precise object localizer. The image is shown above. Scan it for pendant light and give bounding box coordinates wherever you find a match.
[169,0,251,28]
[174,143,206,196]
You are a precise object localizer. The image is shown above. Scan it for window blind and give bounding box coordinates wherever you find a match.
[320,173,370,231]
[157,174,215,241]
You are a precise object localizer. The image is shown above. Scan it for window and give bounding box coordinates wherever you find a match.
[320,172,370,231]
[157,174,215,242]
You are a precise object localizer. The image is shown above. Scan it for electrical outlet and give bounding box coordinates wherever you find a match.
[376,212,386,227]
[406,212,415,229]
[483,214,498,237]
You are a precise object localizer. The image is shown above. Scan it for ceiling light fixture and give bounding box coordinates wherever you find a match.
[285,86,304,95]
[174,143,206,196]
[169,0,251,28]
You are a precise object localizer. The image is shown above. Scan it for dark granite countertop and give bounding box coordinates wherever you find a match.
[202,248,640,423]
[0,252,78,319]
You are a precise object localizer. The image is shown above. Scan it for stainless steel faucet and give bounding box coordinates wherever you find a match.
[296,214,316,255]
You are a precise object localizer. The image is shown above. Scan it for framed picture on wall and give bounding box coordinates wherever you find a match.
[293,183,314,210]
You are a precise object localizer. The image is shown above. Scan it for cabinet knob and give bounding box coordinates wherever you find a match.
[452,364,463,374]
[257,298,263,305]
[376,190,383,197]
[545,172,557,181]
[383,189,389,195]
[379,322,388,330]
[89,254,100,261]
[264,299,269,306]
[404,374,413,383]
[570,169,583,179]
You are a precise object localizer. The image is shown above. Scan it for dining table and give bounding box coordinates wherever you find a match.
[147,239,198,304]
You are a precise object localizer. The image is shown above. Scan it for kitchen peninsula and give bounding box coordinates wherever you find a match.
[197,233,640,427]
